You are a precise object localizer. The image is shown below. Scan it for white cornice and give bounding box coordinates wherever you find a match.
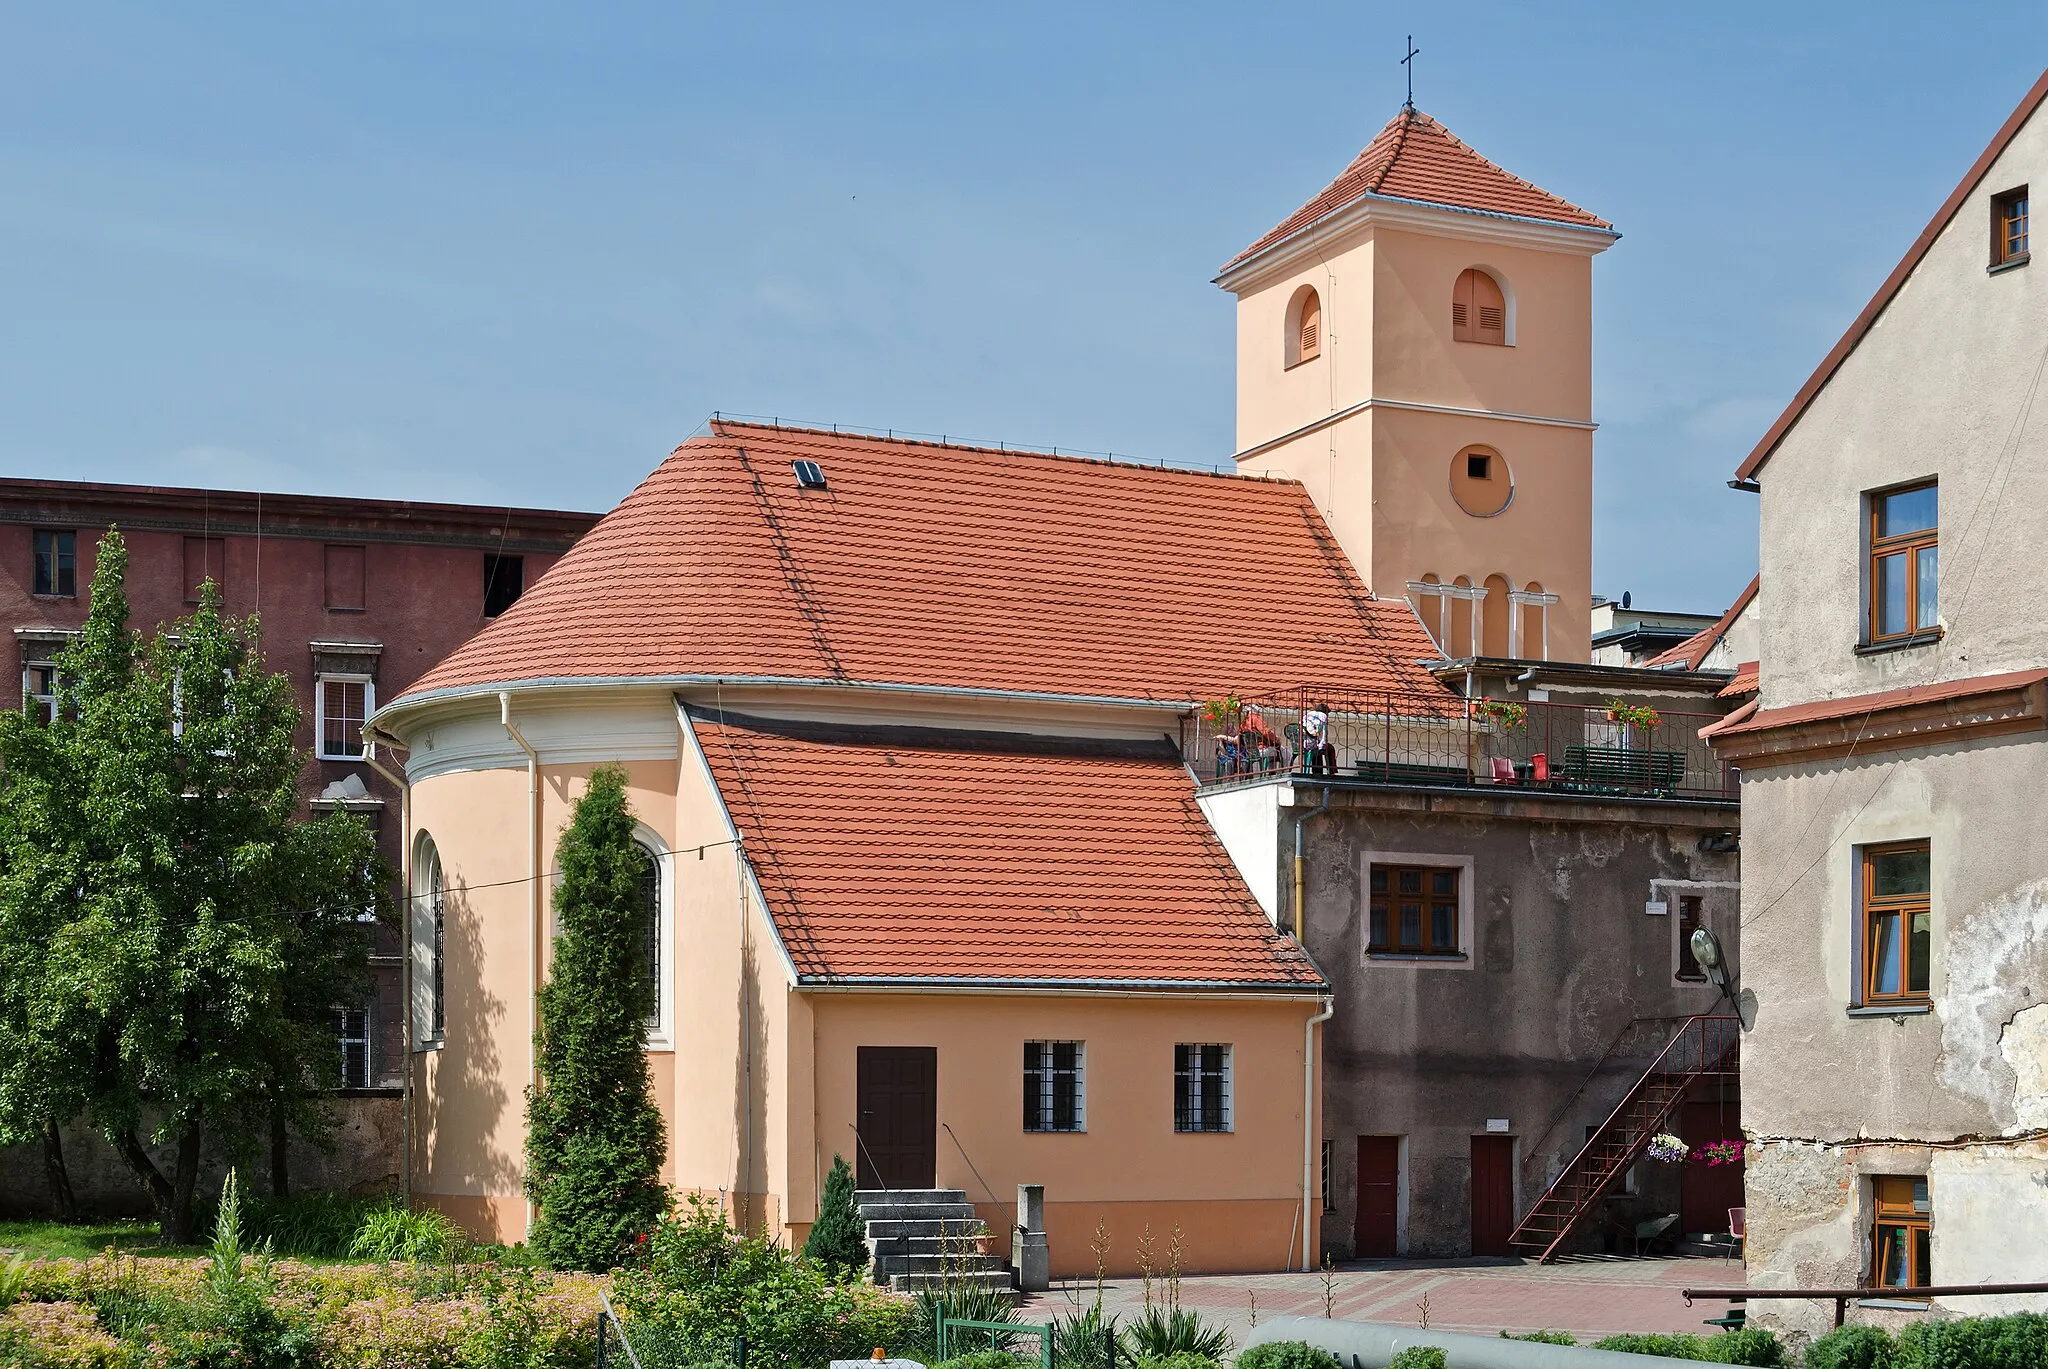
[1234,395,1596,465]
[1215,192,1618,296]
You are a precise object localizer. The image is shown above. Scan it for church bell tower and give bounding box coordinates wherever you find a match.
[1214,106,1616,661]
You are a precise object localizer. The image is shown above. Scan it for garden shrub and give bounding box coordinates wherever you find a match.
[613,1194,914,1369]
[348,1205,464,1264]
[524,765,670,1273]
[1502,1331,1577,1345]
[1122,1307,1231,1362]
[1589,1331,1782,1366]
[801,1155,870,1274]
[243,1195,386,1260]
[1894,1313,2048,1369]
[1133,1353,1221,1369]
[1052,1304,1119,1369]
[936,1353,1035,1369]
[1235,1341,1342,1369]
[1388,1347,1447,1369]
[1803,1325,1895,1369]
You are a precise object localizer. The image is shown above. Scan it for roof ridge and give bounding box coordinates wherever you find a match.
[1365,107,1416,194]
[703,418,1292,486]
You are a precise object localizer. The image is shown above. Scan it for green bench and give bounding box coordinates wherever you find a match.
[1560,745,1686,791]
[1350,760,1473,787]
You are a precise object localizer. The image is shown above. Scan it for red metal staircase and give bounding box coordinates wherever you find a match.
[1508,1014,1740,1263]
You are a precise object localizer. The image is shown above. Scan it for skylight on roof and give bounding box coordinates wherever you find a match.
[792,459,827,490]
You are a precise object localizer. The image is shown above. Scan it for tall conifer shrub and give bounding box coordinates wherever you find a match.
[802,1153,870,1272]
[525,765,669,1270]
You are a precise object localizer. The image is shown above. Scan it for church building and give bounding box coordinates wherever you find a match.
[369,103,1742,1274]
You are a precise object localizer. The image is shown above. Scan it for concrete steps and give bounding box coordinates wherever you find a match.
[854,1188,1012,1295]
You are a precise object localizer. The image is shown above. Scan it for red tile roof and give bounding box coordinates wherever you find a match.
[1646,576,1759,671]
[1720,661,1759,698]
[395,422,1446,707]
[1736,69,2048,482]
[690,710,1325,990]
[1227,107,1612,269]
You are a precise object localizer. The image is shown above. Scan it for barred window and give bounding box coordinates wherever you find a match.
[338,1008,372,1088]
[1023,1041,1085,1132]
[1174,1043,1232,1133]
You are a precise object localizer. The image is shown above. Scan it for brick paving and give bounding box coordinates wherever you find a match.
[1021,1256,1743,1344]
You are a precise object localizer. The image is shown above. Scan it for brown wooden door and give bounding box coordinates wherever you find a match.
[1680,1098,1744,1235]
[1470,1135,1515,1256]
[856,1046,937,1190]
[1355,1136,1401,1257]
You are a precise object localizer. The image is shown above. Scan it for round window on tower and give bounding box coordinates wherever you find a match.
[1450,445,1514,517]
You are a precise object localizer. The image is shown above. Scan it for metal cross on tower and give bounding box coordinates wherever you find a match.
[1401,35,1421,110]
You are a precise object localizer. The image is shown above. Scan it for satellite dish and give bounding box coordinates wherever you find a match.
[1622,590,1633,610]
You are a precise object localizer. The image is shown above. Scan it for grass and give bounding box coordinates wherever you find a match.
[0,1217,205,1261]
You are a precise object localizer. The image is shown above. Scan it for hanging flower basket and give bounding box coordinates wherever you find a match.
[1201,694,1245,729]
[1475,698,1528,733]
[1691,1139,1746,1167]
[1605,698,1661,732]
[1643,1132,1689,1164]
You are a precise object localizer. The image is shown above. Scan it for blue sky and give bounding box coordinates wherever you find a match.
[3,4,2043,611]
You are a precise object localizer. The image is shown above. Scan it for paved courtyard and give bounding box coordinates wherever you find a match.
[1021,1256,1743,1343]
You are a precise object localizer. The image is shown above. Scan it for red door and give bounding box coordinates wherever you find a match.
[1470,1135,1515,1256]
[1680,1099,1744,1235]
[1355,1136,1400,1257]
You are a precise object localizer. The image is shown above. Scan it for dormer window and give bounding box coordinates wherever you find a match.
[1452,268,1508,345]
[1285,285,1322,368]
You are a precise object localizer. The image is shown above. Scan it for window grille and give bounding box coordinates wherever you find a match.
[1174,1043,1232,1133]
[1023,1041,1085,1132]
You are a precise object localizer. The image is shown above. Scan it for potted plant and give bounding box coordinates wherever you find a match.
[1200,694,1245,731]
[1644,1132,1689,1164]
[1475,698,1528,733]
[1604,698,1661,737]
[1691,1139,1745,1167]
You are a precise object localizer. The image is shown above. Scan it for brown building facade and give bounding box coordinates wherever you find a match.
[1,478,596,1097]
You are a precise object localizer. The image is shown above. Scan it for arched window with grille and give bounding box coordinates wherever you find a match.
[1452,268,1509,346]
[413,834,446,1042]
[631,828,673,1047]
[1286,285,1323,367]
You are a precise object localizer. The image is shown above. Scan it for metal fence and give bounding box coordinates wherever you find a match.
[1181,691,1736,802]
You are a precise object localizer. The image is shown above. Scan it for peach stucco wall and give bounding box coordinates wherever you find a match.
[402,691,1325,1272]
[1231,216,1599,660]
[798,993,1323,1276]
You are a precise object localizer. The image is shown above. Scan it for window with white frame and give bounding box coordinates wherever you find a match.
[317,675,373,760]
[1023,1041,1085,1132]
[339,1008,372,1087]
[634,841,662,1033]
[23,663,59,725]
[413,835,446,1043]
[1174,1043,1232,1133]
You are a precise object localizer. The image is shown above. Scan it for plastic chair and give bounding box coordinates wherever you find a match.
[1531,752,1550,782]
[1489,757,1516,783]
[1728,1206,1746,1262]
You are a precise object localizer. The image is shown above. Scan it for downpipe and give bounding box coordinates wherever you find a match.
[498,692,541,1238]
[1302,995,1334,1272]
[1291,787,1331,941]
[362,727,411,1206]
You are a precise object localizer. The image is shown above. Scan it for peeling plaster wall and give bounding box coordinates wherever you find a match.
[1738,711,2048,1311]
[1291,786,1739,1257]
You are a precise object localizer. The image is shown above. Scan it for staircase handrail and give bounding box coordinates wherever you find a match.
[1510,1013,1739,1259]
[1522,1015,1699,1186]
[941,1121,1006,1213]
[848,1120,895,1200]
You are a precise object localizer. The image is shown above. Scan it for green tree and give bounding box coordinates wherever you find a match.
[0,531,387,1242]
[803,1153,871,1272]
[525,764,669,1270]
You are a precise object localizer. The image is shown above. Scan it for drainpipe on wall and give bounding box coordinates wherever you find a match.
[362,728,411,1208]
[1291,788,1331,940]
[1302,995,1335,1272]
[498,692,541,1238]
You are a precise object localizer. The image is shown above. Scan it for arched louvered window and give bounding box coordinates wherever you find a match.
[1452,269,1508,346]
[1286,285,1323,368]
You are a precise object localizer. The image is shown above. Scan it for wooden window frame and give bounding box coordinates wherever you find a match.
[1173,1042,1232,1133]
[1368,863,1464,957]
[1872,1176,1931,1290]
[1992,186,2029,269]
[1861,841,1931,1006]
[1023,1040,1086,1133]
[1866,481,1938,644]
[1675,894,1708,982]
[1286,286,1322,369]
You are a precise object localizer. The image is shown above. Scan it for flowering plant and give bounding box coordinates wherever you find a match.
[1605,698,1661,731]
[1643,1132,1689,1164]
[1475,699,1528,733]
[1200,695,1245,728]
[1691,1139,1746,1167]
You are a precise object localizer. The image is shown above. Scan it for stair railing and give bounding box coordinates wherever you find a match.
[1511,1013,1740,1261]
[1522,1015,1696,1189]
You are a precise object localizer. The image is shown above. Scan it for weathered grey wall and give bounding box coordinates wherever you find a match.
[0,1096,402,1217]
[1292,784,1739,1258]
[1738,738,2048,1331]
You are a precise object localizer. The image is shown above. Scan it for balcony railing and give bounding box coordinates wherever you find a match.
[1181,691,1736,802]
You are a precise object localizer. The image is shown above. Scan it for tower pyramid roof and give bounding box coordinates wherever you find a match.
[1227,106,1612,268]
